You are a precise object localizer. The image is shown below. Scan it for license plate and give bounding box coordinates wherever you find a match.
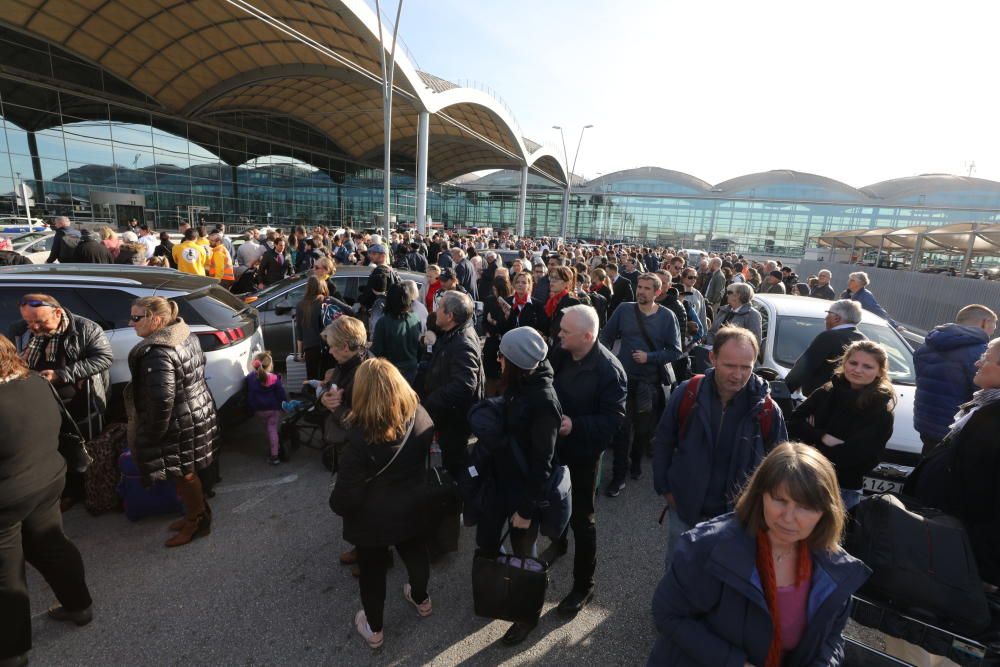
[862,477,903,494]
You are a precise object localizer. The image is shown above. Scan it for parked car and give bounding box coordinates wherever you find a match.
[0,217,47,236]
[243,266,426,363]
[0,264,264,420]
[751,293,920,494]
[10,230,54,263]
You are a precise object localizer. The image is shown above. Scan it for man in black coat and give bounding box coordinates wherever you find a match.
[401,242,428,273]
[421,291,484,479]
[809,269,836,300]
[546,305,626,615]
[73,229,114,264]
[257,237,293,286]
[450,248,478,300]
[606,263,635,314]
[46,216,75,263]
[359,244,399,310]
[785,299,867,396]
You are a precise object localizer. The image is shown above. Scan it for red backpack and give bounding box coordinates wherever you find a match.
[677,374,776,442]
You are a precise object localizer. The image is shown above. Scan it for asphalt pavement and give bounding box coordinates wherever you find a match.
[27,419,672,666]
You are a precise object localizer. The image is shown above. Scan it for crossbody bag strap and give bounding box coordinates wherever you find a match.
[633,303,658,354]
[46,378,86,440]
[365,415,416,482]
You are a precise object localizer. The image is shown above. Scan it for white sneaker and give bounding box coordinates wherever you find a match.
[354,610,384,648]
[403,583,433,617]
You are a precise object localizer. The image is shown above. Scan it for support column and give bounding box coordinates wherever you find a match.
[26,130,45,206]
[516,165,528,237]
[874,235,886,268]
[559,187,569,239]
[230,165,240,217]
[415,110,429,235]
[961,224,978,277]
[910,233,924,272]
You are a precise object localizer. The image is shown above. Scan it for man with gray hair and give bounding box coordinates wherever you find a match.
[543,305,627,614]
[45,216,78,264]
[785,299,866,396]
[450,247,479,300]
[420,290,484,479]
[704,257,726,311]
[810,269,836,300]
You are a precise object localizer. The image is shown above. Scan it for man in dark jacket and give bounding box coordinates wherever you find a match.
[450,247,479,300]
[653,327,787,557]
[402,242,428,273]
[810,269,836,300]
[605,263,634,314]
[913,304,997,452]
[45,216,73,263]
[257,237,293,286]
[11,293,113,508]
[421,291,484,479]
[785,299,867,397]
[546,305,626,615]
[73,229,113,264]
[359,244,399,310]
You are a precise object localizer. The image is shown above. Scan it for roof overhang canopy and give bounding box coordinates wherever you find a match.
[818,223,1000,256]
[0,0,567,184]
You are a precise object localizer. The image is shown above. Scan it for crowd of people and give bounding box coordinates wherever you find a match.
[1,221,998,666]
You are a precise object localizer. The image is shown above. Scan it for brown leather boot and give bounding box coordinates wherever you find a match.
[167,499,211,531]
[340,548,358,565]
[165,512,211,548]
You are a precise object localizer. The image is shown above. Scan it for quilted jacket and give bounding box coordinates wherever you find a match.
[124,318,219,482]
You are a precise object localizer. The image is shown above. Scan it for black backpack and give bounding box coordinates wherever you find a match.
[847,493,991,635]
[58,232,81,262]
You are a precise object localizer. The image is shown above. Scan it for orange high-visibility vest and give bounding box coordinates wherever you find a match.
[210,244,235,282]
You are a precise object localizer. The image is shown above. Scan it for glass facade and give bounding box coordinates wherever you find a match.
[2,25,999,256]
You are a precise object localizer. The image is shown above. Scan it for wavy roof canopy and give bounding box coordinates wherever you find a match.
[0,0,567,184]
[714,170,866,202]
[585,167,712,195]
[861,174,1000,208]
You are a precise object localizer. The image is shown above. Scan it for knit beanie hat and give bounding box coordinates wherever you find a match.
[499,326,548,371]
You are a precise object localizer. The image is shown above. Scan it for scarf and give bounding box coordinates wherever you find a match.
[545,289,568,318]
[512,292,528,309]
[23,312,70,369]
[948,387,1000,436]
[756,529,812,667]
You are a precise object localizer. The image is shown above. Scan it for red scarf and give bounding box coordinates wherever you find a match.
[756,530,812,667]
[426,280,442,310]
[513,292,528,308]
[590,281,604,292]
[545,289,568,318]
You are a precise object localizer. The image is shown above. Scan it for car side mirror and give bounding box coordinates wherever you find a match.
[275,305,293,316]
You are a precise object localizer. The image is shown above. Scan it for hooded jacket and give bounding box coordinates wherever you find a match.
[913,323,990,443]
[649,514,870,666]
[653,369,788,526]
[124,318,219,482]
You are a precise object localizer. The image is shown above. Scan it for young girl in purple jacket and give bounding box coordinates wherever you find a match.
[246,352,288,465]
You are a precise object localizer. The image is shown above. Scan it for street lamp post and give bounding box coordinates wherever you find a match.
[552,124,592,240]
[375,0,404,240]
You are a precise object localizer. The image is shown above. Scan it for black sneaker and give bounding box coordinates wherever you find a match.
[501,620,537,645]
[630,469,643,481]
[604,480,626,498]
[47,604,93,626]
[269,455,281,466]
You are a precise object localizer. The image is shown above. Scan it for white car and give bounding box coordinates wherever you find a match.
[0,264,264,421]
[9,230,54,263]
[752,293,920,494]
[0,217,47,236]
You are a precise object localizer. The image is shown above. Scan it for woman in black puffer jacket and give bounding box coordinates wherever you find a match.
[475,326,562,646]
[125,296,219,547]
[787,340,895,509]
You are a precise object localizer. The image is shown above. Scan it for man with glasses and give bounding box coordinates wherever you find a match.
[9,294,113,509]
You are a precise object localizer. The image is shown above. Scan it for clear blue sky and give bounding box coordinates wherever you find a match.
[389,0,1000,187]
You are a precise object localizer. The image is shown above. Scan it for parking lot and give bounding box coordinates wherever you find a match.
[26,418,672,666]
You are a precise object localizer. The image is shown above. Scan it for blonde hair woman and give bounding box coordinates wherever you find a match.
[649,442,870,666]
[330,358,435,649]
[125,296,219,547]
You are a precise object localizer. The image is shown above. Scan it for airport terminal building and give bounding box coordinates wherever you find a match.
[3,2,1000,260]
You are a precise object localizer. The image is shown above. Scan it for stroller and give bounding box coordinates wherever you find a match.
[278,391,334,470]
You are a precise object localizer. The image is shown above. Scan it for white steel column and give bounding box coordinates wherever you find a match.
[415,110,429,234]
[516,165,528,236]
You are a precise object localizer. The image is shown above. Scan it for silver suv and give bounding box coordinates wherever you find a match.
[0,264,264,419]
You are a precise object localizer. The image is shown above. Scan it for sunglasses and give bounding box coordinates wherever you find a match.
[128,314,150,322]
[19,299,56,308]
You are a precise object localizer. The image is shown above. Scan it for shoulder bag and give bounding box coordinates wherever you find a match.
[47,380,93,474]
[327,416,415,513]
[508,435,572,541]
[633,303,675,387]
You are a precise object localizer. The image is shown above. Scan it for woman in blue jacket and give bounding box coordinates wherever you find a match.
[648,442,870,667]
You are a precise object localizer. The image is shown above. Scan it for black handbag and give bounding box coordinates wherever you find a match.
[472,525,548,623]
[509,437,572,541]
[425,463,462,558]
[48,381,92,473]
[328,417,414,514]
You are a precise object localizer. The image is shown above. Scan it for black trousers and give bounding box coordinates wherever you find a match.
[611,381,665,483]
[356,535,429,632]
[1,476,92,659]
[303,346,323,383]
[553,459,600,590]
[437,424,470,482]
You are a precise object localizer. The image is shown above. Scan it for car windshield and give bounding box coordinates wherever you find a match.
[253,274,307,300]
[772,315,916,383]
